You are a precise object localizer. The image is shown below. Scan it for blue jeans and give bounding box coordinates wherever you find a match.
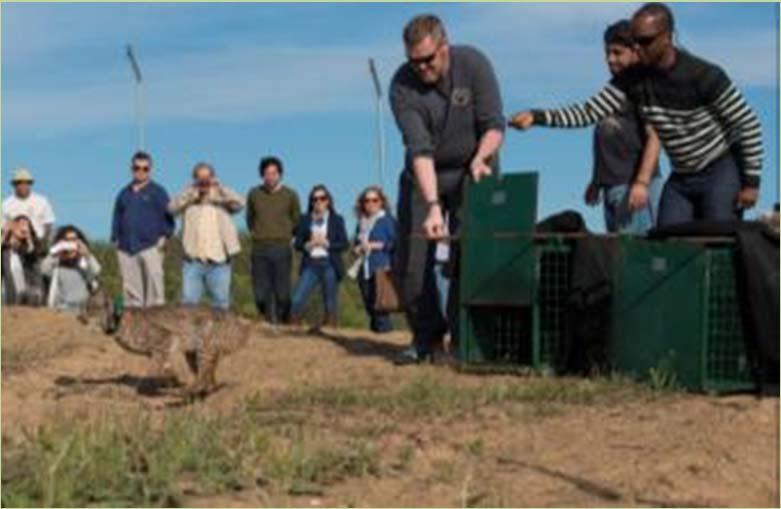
[603,176,663,235]
[182,259,232,310]
[357,270,394,333]
[291,258,339,316]
[658,153,743,227]
[433,262,450,319]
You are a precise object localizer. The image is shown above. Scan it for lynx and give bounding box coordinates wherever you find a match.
[79,289,252,397]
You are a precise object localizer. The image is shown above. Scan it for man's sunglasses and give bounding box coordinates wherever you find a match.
[132,165,151,173]
[363,197,381,204]
[312,195,329,202]
[408,46,441,67]
[634,32,662,47]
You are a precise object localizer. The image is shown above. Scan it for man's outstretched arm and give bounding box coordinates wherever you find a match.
[509,83,628,130]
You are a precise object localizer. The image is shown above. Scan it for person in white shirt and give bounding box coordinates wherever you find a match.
[2,168,56,243]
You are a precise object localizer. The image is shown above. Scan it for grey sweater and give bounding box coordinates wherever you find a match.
[390,45,505,173]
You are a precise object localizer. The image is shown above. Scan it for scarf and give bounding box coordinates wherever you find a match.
[348,210,386,280]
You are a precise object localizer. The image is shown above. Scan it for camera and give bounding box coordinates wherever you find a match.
[50,240,78,255]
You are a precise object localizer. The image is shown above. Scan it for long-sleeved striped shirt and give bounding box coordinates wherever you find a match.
[531,50,763,187]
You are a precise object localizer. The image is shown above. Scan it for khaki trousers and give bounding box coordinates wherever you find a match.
[117,245,165,307]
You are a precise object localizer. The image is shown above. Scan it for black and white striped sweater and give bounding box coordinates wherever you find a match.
[531,50,763,187]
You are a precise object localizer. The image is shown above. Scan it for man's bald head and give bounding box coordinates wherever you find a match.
[631,2,676,69]
[633,3,675,34]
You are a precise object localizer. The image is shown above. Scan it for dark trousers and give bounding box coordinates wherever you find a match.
[251,244,292,324]
[357,270,394,333]
[394,170,464,355]
[658,152,743,227]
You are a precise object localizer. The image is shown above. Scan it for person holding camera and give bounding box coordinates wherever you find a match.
[41,225,101,312]
[1,215,46,305]
[169,162,245,310]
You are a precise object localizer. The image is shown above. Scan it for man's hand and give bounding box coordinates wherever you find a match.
[736,187,759,210]
[628,182,650,211]
[470,156,492,183]
[423,204,445,240]
[508,111,534,131]
[584,183,600,207]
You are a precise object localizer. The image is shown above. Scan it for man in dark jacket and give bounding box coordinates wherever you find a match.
[111,151,174,308]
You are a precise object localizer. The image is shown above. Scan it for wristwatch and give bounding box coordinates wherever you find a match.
[427,199,441,209]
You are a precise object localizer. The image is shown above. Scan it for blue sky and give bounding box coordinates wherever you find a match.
[2,2,778,240]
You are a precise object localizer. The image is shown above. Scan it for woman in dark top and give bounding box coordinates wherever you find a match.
[350,186,397,333]
[1,215,45,305]
[291,185,348,329]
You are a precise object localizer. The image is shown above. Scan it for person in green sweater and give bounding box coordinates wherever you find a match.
[246,156,301,324]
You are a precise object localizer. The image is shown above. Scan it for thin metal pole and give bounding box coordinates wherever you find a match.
[138,81,145,150]
[369,58,385,188]
[126,44,144,150]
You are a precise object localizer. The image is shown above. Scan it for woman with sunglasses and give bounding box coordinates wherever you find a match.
[350,186,397,333]
[290,185,349,329]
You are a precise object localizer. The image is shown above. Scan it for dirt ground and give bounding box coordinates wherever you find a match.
[1,307,779,508]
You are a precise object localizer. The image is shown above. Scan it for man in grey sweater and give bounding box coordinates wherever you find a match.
[390,14,505,364]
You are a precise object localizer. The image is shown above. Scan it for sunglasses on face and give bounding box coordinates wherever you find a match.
[634,33,662,47]
[312,195,329,203]
[408,46,440,67]
[363,197,381,204]
[132,165,150,173]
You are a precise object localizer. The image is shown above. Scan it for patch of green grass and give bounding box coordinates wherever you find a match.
[1,412,252,508]
[253,373,647,419]
[268,439,380,495]
[1,401,384,508]
[647,351,681,392]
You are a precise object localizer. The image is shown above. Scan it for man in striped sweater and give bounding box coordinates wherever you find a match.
[509,2,763,226]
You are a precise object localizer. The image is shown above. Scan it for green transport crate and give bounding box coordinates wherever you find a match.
[458,170,573,370]
[459,236,573,369]
[611,238,756,393]
[459,172,537,364]
[459,173,538,306]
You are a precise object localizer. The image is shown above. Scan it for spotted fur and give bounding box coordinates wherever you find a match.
[79,290,251,397]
